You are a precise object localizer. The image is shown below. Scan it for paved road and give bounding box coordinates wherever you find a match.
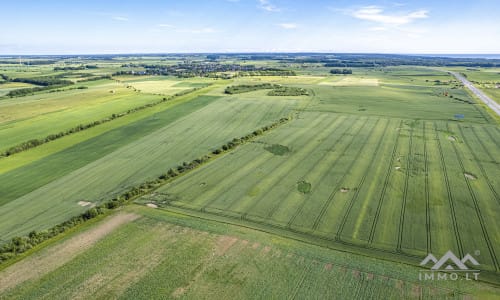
[448,71,500,117]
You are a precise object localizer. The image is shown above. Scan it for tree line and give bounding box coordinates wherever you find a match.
[330,68,353,74]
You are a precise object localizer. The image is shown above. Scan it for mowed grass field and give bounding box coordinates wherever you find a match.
[0,90,302,240]
[2,206,495,299]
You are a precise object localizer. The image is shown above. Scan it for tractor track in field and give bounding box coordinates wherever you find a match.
[239,116,349,219]
[368,120,403,244]
[423,122,431,254]
[471,127,500,164]
[285,117,365,228]
[288,263,312,300]
[480,127,500,157]
[433,122,464,258]
[336,119,390,239]
[197,115,329,211]
[226,115,335,214]
[310,117,372,231]
[265,117,354,220]
[459,125,500,203]
[397,125,414,252]
[446,123,499,272]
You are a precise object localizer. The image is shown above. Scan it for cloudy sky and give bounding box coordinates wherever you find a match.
[1,0,499,54]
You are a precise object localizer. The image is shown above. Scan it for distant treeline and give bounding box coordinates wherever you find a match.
[224,83,307,96]
[2,75,111,98]
[0,116,291,264]
[4,76,74,97]
[54,65,98,71]
[330,68,353,74]
[267,86,308,96]
[114,62,295,78]
[224,83,279,94]
[12,76,73,86]
[0,87,204,157]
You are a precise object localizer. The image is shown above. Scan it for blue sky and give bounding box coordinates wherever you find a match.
[1,0,499,54]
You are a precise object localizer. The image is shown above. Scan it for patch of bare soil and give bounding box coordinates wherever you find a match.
[324,263,333,271]
[78,201,93,207]
[261,246,271,255]
[411,285,422,298]
[251,242,260,249]
[464,172,477,180]
[366,273,374,280]
[214,236,238,256]
[0,213,140,293]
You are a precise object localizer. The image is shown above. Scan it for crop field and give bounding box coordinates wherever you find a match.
[0,91,301,240]
[1,55,499,298]
[1,206,495,299]
[143,110,500,274]
[116,76,212,95]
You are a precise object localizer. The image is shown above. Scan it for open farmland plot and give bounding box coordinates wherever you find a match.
[0,80,163,151]
[0,93,301,240]
[149,110,500,280]
[117,76,211,95]
[1,206,494,299]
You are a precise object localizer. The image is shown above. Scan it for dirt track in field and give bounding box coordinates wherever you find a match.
[0,212,140,293]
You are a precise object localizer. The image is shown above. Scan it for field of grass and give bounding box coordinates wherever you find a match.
[146,110,500,279]
[0,91,301,240]
[1,206,496,299]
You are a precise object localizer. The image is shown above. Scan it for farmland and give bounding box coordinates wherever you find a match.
[0,54,499,298]
[1,206,497,299]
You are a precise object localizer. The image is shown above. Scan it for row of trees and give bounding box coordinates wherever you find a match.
[268,86,309,96]
[0,116,291,264]
[330,68,353,74]
[224,83,279,94]
[53,65,98,71]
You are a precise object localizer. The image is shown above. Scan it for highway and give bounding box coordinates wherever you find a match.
[448,71,500,117]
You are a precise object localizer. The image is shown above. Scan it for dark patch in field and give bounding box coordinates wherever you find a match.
[297,181,312,194]
[264,144,290,156]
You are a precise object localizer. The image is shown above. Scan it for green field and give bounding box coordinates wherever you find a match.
[143,111,500,274]
[0,90,300,240]
[2,206,497,299]
[0,56,499,298]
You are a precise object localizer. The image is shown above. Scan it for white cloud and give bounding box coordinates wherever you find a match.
[158,24,175,28]
[368,26,388,31]
[277,23,298,29]
[176,27,216,34]
[351,6,428,26]
[258,0,280,12]
[112,16,128,21]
